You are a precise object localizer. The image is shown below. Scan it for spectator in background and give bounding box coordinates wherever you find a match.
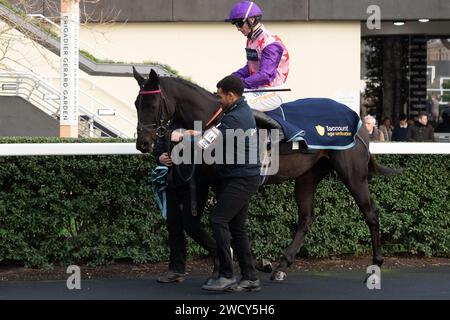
[364,115,385,142]
[407,112,435,142]
[379,117,393,141]
[436,111,450,133]
[392,113,409,141]
[428,95,440,126]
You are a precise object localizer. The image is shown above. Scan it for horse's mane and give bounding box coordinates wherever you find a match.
[161,76,215,98]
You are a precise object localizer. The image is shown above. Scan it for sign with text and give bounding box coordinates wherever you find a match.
[60,1,79,132]
[335,91,360,113]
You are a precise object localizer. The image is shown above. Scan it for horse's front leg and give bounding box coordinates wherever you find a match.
[271,169,327,281]
[271,210,315,281]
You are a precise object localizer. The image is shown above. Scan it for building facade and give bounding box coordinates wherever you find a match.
[2,0,450,136]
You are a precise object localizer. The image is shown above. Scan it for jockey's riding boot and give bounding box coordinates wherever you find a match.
[251,109,285,144]
[157,270,185,283]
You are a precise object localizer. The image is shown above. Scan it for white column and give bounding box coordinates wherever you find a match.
[60,0,80,138]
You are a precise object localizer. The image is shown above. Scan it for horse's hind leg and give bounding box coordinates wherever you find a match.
[350,182,383,267]
[271,160,330,281]
[329,150,384,268]
[367,196,383,267]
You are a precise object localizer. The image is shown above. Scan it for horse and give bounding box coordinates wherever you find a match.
[133,67,402,281]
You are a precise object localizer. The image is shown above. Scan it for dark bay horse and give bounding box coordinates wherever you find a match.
[133,67,402,280]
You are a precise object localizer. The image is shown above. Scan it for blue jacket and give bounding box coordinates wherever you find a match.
[217,97,260,178]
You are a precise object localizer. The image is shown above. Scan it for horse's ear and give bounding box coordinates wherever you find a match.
[149,69,160,86]
[132,66,144,86]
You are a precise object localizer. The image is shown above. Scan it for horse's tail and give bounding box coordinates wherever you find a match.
[368,154,403,177]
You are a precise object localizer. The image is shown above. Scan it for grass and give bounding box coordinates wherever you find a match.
[143,60,180,76]
[79,51,181,77]
[0,0,26,17]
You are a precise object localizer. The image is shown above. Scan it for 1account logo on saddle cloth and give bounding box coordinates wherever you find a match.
[315,125,325,136]
[315,125,352,137]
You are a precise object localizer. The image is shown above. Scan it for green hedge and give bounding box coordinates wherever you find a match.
[0,138,449,267]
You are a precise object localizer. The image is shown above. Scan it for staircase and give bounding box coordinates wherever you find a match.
[0,2,177,138]
[0,72,129,138]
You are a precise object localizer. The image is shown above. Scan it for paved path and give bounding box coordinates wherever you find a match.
[1,266,450,300]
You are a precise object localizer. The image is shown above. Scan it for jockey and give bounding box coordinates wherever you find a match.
[226,1,290,112]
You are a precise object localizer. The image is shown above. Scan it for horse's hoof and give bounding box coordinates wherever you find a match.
[255,258,273,273]
[271,271,287,281]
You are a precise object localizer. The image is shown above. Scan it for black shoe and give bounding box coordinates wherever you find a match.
[201,276,237,291]
[156,271,185,283]
[232,279,261,292]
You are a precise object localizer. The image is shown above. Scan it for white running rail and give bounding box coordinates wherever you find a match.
[0,143,449,157]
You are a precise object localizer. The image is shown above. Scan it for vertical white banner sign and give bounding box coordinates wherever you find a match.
[60,0,79,137]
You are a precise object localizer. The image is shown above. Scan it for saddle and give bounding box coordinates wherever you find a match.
[252,110,312,155]
[252,110,285,144]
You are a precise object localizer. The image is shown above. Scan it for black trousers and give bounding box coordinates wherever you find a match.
[211,175,260,280]
[166,183,217,274]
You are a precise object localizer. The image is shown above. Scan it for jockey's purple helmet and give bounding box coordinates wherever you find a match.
[225,1,263,22]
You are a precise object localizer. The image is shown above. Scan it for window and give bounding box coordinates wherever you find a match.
[361,35,450,134]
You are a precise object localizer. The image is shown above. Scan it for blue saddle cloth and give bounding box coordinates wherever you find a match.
[265,98,362,150]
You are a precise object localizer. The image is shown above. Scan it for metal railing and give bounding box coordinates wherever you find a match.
[0,72,130,138]
[44,76,137,132]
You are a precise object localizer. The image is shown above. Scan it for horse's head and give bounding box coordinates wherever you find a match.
[133,67,171,153]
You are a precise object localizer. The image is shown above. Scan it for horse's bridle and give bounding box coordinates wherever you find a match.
[137,86,197,214]
[137,88,172,138]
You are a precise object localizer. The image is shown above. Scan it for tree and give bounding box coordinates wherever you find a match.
[362,36,410,124]
[362,37,383,119]
[0,0,119,71]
